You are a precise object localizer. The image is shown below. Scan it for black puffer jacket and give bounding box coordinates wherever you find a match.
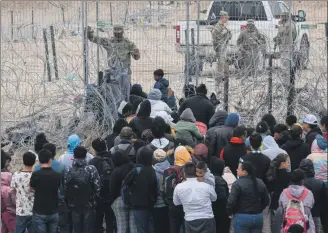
[110,150,135,201]
[208,110,228,129]
[179,93,215,127]
[242,152,271,184]
[267,169,291,210]
[305,127,322,148]
[130,147,158,209]
[128,100,154,139]
[281,139,311,171]
[226,176,269,215]
[299,159,327,217]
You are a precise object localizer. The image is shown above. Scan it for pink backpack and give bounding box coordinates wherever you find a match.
[195,121,207,135]
[283,188,309,233]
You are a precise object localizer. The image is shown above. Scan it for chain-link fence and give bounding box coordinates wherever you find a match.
[1,1,327,153]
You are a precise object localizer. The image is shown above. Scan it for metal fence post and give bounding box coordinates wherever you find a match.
[31,8,35,40]
[43,28,52,82]
[223,75,229,112]
[10,11,14,41]
[268,55,273,113]
[96,0,100,77]
[195,0,200,86]
[50,25,59,80]
[184,0,190,86]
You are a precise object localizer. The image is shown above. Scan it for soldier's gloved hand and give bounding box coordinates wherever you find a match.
[87,26,94,39]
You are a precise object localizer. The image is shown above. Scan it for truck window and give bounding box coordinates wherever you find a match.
[269,1,289,19]
[209,1,267,21]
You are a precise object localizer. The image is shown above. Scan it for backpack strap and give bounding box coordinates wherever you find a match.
[299,188,309,201]
[124,144,134,157]
[219,149,224,160]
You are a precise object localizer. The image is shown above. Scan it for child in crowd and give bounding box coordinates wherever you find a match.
[196,161,215,187]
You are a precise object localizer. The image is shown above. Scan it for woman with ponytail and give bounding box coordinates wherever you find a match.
[227,161,270,233]
[267,153,291,211]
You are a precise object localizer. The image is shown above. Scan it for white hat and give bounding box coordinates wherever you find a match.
[303,114,318,125]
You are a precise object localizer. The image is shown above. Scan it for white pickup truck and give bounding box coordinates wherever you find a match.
[175,1,310,73]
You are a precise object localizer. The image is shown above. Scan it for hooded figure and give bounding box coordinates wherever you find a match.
[262,136,288,160]
[306,134,328,184]
[128,100,154,139]
[174,146,192,166]
[130,84,147,114]
[194,144,209,164]
[34,133,49,153]
[58,134,93,169]
[299,159,327,221]
[148,89,172,118]
[205,113,239,157]
[175,109,204,147]
[210,157,230,233]
[208,110,228,129]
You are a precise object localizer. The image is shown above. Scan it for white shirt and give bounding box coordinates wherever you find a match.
[173,177,217,221]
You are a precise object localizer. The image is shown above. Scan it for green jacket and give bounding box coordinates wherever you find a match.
[175,121,204,147]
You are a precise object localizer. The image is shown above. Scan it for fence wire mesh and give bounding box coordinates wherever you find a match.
[1,1,327,157]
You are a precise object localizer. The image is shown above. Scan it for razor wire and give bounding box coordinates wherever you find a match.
[0,1,327,161]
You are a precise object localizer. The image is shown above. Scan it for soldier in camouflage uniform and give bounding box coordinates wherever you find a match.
[237,19,266,76]
[87,25,140,101]
[273,12,297,74]
[211,11,232,94]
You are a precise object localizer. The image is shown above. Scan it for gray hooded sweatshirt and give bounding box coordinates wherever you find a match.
[279,185,315,233]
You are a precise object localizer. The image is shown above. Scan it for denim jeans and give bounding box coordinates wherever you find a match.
[71,209,95,233]
[233,213,263,233]
[15,215,34,233]
[33,213,59,233]
[133,209,153,233]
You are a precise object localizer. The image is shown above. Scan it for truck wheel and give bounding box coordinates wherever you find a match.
[298,36,310,70]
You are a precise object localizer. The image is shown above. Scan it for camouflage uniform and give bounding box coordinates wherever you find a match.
[88,25,140,101]
[237,19,266,76]
[273,12,297,74]
[211,11,232,92]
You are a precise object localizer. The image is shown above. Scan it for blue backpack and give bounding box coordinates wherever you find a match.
[121,166,142,206]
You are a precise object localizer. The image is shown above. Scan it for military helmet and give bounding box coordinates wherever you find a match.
[113,25,124,33]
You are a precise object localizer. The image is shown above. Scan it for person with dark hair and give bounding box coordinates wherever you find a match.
[320,115,328,139]
[173,162,217,233]
[245,121,270,149]
[302,114,322,147]
[261,113,277,137]
[106,119,128,149]
[110,127,136,163]
[1,150,11,172]
[206,113,240,157]
[30,149,61,233]
[179,84,215,127]
[128,100,154,139]
[11,152,36,233]
[273,123,289,147]
[118,101,135,123]
[287,224,304,233]
[64,146,100,233]
[281,125,311,171]
[227,161,269,233]
[286,115,297,129]
[299,159,327,233]
[89,138,115,233]
[34,132,49,154]
[278,169,315,233]
[148,117,175,153]
[35,143,68,233]
[196,161,215,187]
[210,157,230,233]
[131,146,158,233]
[175,108,204,147]
[154,69,169,103]
[153,149,171,233]
[242,133,271,184]
[266,154,291,211]
[219,125,247,177]
[110,150,135,233]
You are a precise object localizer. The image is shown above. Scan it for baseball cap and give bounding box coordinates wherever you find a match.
[113,25,124,33]
[219,11,229,17]
[303,114,318,125]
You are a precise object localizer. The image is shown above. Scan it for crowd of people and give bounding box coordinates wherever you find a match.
[1,72,328,233]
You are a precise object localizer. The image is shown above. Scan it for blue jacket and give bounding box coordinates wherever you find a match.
[154,78,169,102]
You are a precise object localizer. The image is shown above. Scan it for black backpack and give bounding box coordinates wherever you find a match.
[121,166,142,206]
[97,157,114,202]
[66,166,92,209]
